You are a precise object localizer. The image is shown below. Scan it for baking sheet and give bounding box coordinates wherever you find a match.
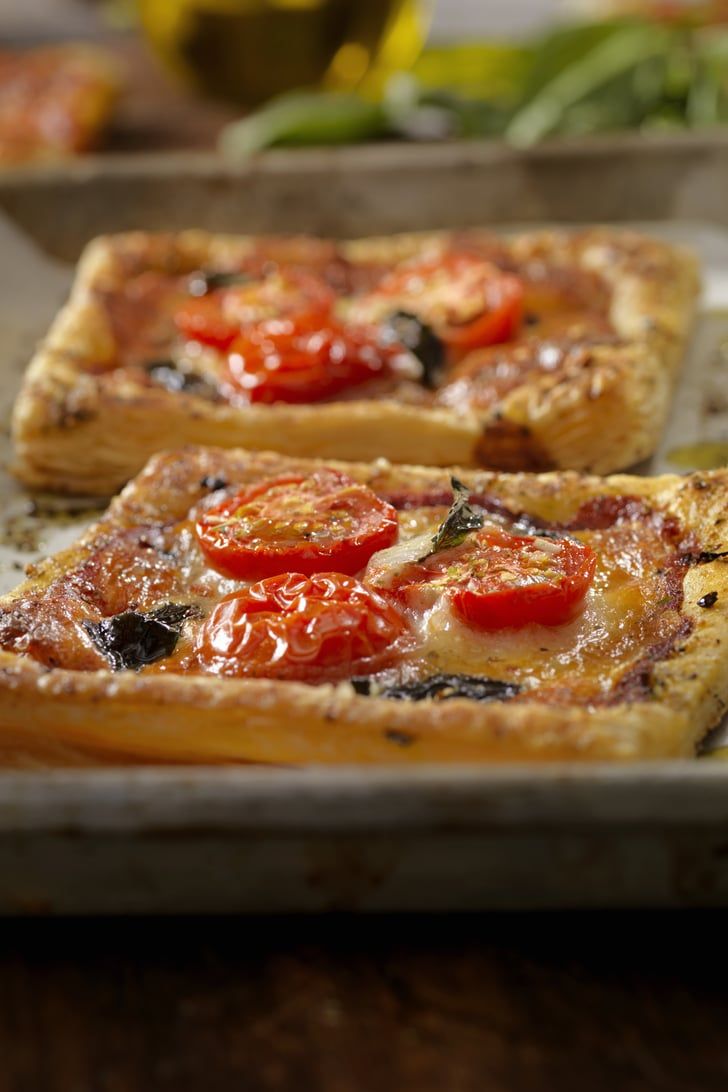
[1,212,728,911]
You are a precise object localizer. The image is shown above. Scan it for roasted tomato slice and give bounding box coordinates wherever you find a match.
[174,268,335,351]
[195,571,409,680]
[196,470,399,580]
[385,526,596,630]
[359,251,524,354]
[225,311,399,404]
[174,295,239,350]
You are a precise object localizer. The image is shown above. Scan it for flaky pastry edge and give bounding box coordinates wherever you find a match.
[11,227,699,495]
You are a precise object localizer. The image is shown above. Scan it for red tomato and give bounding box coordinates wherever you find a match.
[195,571,409,680]
[175,296,238,350]
[174,268,335,351]
[196,470,399,580]
[373,252,524,353]
[225,312,397,404]
[390,527,596,630]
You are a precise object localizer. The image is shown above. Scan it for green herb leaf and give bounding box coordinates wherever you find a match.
[506,23,673,145]
[219,91,388,159]
[383,311,445,389]
[351,673,520,703]
[422,477,484,559]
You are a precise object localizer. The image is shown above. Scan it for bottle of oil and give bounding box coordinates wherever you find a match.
[137,0,428,106]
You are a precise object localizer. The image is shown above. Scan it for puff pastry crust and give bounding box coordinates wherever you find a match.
[0,447,727,766]
[12,227,699,496]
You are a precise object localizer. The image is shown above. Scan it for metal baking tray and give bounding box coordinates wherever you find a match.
[1,139,728,912]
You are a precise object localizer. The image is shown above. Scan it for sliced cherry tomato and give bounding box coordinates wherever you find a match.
[223,268,335,325]
[225,312,398,404]
[196,470,399,580]
[174,268,335,351]
[174,296,239,350]
[365,251,524,354]
[195,571,409,680]
[441,275,524,350]
[387,526,596,630]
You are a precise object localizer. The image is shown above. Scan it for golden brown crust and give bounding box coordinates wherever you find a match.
[11,228,699,496]
[1,447,727,766]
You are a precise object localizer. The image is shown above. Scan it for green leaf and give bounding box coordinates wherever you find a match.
[690,28,728,123]
[219,91,388,159]
[506,23,673,145]
[519,20,631,97]
[422,477,484,559]
[418,90,511,137]
[384,76,510,139]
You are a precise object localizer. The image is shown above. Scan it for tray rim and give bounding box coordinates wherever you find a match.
[1,128,728,186]
[1,763,728,833]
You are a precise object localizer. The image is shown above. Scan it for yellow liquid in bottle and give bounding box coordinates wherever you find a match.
[138,0,427,106]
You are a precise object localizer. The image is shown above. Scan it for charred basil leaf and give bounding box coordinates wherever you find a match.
[146,361,217,398]
[85,603,197,672]
[188,270,253,296]
[352,673,520,703]
[383,310,445,389]
[423,476,484,558]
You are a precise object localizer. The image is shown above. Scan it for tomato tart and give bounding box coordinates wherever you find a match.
[12,227,698,496]
[0,44,119,166]
[1,447,726,765]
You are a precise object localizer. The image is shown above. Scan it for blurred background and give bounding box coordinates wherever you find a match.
[0,0,727,159]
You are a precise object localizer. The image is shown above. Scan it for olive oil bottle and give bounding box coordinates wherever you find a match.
[138,0,428,105]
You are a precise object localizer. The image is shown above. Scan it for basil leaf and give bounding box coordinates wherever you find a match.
[352,673,520,703]
[506,24,672,145]
[383,311,445,389]
[219,91,388,159]
[422,476,484,559]
[85,603,197,672]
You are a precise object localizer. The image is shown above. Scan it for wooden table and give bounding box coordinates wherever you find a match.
[1,911,728,1091]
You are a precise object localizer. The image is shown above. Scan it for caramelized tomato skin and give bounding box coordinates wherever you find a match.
[224,313,398,404]
[196,470,399,580]
[174,296,238,350]
[195,572,409,681]
[174,268,335,351]
[370,251,524,353]
[388,527,597,631]
[451,533,597,630]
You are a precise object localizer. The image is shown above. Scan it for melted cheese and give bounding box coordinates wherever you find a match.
[381,510,687,705]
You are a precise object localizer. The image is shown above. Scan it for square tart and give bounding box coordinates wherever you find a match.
[0,447,726,766]
[11,227,698,496]
[0,44,119,165]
